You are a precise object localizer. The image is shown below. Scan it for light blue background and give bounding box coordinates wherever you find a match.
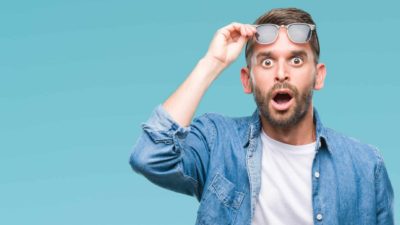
[1,0,398,224]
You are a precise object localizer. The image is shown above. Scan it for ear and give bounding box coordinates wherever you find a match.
[241,67,253,94]
[314,63,326,90]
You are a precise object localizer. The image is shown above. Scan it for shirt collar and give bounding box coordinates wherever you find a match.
[243,107,332,153]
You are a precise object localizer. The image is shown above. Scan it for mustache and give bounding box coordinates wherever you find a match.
[269,82,299,96]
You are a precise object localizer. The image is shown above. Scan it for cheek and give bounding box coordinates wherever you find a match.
[251,68,275,85]
[252,77,274,93]
[290,64,314,74]
[290,67,316,84]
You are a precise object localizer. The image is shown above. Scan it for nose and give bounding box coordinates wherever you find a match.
[275,60,289,82]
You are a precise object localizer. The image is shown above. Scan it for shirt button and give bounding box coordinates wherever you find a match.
[316,213,323,221]
[314,171,320,178]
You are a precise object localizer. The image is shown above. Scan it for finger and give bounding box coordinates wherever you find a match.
[219,23,254,41]
[245,24,257,36]
[244,26,254,37]
[217,22,241,40]
[224,22,245,35]
[240,25,247,37]
[242,26,249,37]
[239,24,253,38]
[236,35,248,48]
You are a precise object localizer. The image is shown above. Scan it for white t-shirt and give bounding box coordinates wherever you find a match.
[251,130,316,225]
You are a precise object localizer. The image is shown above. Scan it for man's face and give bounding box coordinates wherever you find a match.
[241,28,326,127]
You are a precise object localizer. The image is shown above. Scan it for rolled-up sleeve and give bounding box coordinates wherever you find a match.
[130,105,215,200]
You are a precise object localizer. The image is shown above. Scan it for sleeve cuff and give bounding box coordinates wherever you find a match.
[141,104,191,142]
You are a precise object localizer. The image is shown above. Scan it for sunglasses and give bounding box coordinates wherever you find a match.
[253,23,316,44]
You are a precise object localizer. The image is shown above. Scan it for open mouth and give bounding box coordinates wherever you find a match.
[272,90,293,105]
[270,89,294,111]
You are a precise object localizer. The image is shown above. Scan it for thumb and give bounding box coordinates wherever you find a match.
[226,35,250,63]
[238,35,248,46]
[232,35,250,53]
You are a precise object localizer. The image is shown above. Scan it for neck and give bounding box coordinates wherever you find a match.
[260,104,316,145]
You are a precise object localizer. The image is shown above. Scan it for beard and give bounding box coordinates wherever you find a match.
[252,79,314,128]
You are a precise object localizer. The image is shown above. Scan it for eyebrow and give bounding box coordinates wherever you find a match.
[255,50,309,60]
[255,52,272,60]
[290,50,308,58]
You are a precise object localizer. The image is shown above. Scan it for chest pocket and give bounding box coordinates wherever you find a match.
[196,173,245,225]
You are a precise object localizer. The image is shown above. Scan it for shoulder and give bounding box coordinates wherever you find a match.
[324,127,384,169]
[193,112,252,129]
[192,112,253,146]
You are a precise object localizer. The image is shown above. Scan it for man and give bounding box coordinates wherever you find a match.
[130,8,394,225]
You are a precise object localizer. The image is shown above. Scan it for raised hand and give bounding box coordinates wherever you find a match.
[204,23,256,68]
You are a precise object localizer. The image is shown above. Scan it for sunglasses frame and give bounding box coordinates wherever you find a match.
[254,23,316,44]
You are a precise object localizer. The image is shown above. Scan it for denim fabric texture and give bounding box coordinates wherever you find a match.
[130,105,395,225]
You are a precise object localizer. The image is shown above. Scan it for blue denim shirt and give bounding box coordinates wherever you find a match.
[130,105,395,225]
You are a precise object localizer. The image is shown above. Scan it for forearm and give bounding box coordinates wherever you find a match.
[162,56,226,127]
[162,23,255,127]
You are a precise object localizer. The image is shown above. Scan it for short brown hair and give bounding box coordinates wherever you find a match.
[245,8,320,66]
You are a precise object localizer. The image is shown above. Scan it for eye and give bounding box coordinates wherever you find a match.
[261,58,274,68]
[290,56,303,66]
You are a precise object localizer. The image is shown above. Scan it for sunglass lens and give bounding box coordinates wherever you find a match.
[255,25,278,44]
[287,24,312,43]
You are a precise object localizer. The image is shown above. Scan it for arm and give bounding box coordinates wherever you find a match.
[130,105,214,199]
[130,23,256,199]
[375,154,395,225]
[163,23,256,127]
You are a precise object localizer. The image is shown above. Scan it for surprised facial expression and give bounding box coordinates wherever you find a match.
[248,28,321,127]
